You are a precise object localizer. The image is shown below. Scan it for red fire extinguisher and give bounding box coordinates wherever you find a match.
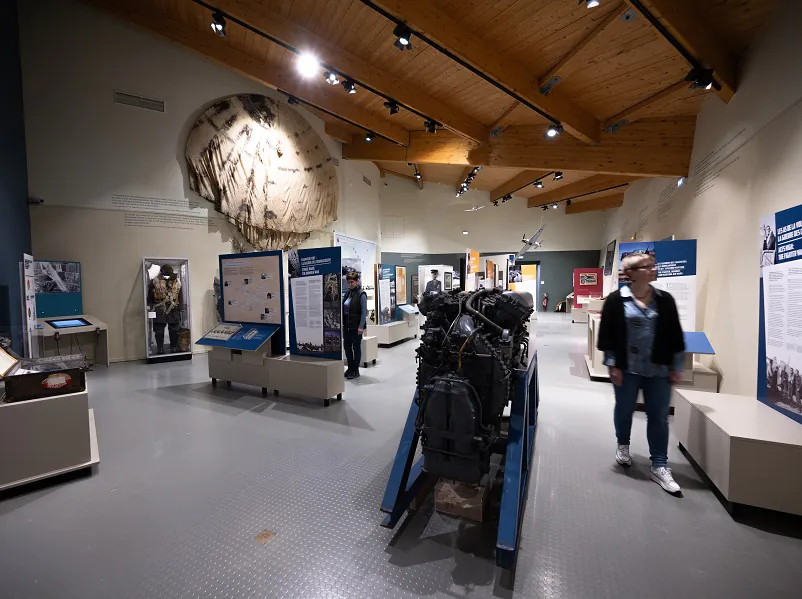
[542,292,549,312]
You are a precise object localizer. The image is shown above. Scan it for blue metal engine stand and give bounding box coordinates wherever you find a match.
[380,352,540,572]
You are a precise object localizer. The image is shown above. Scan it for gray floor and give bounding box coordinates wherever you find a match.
[1,313,801,598]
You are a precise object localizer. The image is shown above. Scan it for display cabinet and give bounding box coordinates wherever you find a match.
[142,257,192,364]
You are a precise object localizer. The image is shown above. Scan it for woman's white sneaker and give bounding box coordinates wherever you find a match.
[650,466,682,495]
[615,444,632,466]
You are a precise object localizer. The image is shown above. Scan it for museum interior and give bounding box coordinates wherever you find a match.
[2,0,802,596]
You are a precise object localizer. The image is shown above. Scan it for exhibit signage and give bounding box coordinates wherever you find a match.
[395,266,407,305]
[334,233,376,301]
[617,240,697,332]
[21,254,38,358]
[376,264,396,325]
[758,202,802,424]
[466,249,480,291]
[288,247,342,360]
[573,268,603,308]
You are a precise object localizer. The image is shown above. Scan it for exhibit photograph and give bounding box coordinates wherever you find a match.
[4,0,802,598]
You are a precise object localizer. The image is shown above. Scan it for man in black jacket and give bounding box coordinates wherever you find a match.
[598,252,685,496]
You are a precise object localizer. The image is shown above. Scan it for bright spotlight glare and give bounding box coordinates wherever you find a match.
[296,53,320,78]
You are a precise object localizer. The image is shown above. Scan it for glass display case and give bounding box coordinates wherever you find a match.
[142,258,192,363]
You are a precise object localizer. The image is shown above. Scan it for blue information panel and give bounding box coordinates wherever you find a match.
[287,247,342,360]
[34,260,83,318]
[758,203,802,425]
[196,324,280,351]
[377,264,397,324]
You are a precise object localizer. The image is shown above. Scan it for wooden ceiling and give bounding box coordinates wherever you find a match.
[87,0,779,213]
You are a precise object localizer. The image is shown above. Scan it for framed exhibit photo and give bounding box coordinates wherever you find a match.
[444,271,453,291]
[603,240,617,276]
[579,273,598,286]
[142,257,192,362]
[396,266,407,305]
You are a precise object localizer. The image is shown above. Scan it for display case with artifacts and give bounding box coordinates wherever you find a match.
[142,258,192,363]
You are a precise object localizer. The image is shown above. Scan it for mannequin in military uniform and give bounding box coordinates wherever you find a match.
[425,269,442,293]
[147,264,184,354]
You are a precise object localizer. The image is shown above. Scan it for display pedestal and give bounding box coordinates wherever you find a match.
[268,355,344,407]
[366,321,417,347]
[585,313,609,380]
[34,315,109,366]
[361,335,378,368]
[571,304,589,324]
[674,389,802,516]
[0,388,99,492]
[208,346,272,392]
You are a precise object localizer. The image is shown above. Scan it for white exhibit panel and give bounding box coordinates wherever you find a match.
[335,232,378,314]
[417,265,453,296]
[674,389,802,516]
[34,314,109,367]
[0,388,99,491]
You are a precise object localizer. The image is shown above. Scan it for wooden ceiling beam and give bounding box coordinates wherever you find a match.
[204,0,487,143]
[345,118,693,177]
[624,0,737,102]
[526,175,639,208]
[539,2,630,92]
[489,170,550,202]
[565,193,626,214]
[366,0,602,144]
[89,0,410,146]
[604,81,691,130]
[324,122,354,144]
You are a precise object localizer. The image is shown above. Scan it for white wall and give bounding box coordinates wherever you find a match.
[601,0,802,395]
[377,174,607,254]
[21,0,380,361]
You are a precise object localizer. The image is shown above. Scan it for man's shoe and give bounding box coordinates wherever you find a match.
[650,466,682,495]
[615,444,632,467]
[346,371,357,380]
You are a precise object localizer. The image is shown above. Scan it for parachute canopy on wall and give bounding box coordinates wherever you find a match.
[186,94,338,250]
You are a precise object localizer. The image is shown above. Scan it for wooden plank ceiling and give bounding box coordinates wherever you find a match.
[88,0,779,212]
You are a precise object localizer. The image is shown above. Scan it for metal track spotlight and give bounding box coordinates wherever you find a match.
[287,96,299,105]
[554,172,564,181]
[584,0,601,8]
[341,79,357,94]
[545,124,563,138]
[393,24,413,51]
[686,67,717,91]
[211,12,226,37]
[365,131,375,143]
[534,180,544,189]
[424,119,438,134]
[384,101,400,115]
[324,71,340,85]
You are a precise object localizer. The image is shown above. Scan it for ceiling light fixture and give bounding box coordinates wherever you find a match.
[493,200,500,207]
[554,172,564,181]
[566,199,572,206]
[393,24,414,51]
[211,12,226,37]
[296,52,320,79]
[545,124,563,138]
[462,230,469,235]
[585,0,601,8]
[686,67,717,91]
[542,206,548,211]
[424,119,438,134]
[365,132,375,143]
[384,101,400,115]
[535,180,544,189]
[551,203,558,209]
[341,79,356,94]
[414,172,422,180]
[287,96,299,105]
[677,177,686,188]
[324,71,340,85]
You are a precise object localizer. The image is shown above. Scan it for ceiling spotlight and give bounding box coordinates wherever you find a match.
[677,177,686,188]
[364,132,375,143]
[462,230,469,235]
[324,71,340,85]
[534,180,544,189]
[341,79,356,94]
[211,12,226,37]
[424,119,438,134]
[585,0,601,7]
[287,96,299,105]
[414,172,422,179]
[566,199,572,206]
[493,200,499,207]
[546,124,563,138]
[296,52,320,79]
[542,206,548,211]
[686,67,717,91]
[551,203,558,209]
[384,101,400,115]
[554,172,564,180]
[393,24,413,51]
[475,166,483,171]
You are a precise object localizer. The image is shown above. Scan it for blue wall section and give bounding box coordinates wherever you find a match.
[0,0,31,354]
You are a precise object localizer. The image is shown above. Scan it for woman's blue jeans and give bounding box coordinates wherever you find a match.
[613,373,671,468]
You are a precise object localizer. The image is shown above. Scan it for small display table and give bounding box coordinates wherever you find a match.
[268,355,344,407]
[367,319,418,347]
[34,315,109,367]
[361,335,378,368]
[0,387,99,492]
[674,388,802,516]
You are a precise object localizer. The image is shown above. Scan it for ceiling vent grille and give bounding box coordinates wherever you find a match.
[113,91,165,113]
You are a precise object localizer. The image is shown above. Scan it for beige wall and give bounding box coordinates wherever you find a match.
[602,0,802,395]
[378,173,607,254]
[21,0,380,361]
